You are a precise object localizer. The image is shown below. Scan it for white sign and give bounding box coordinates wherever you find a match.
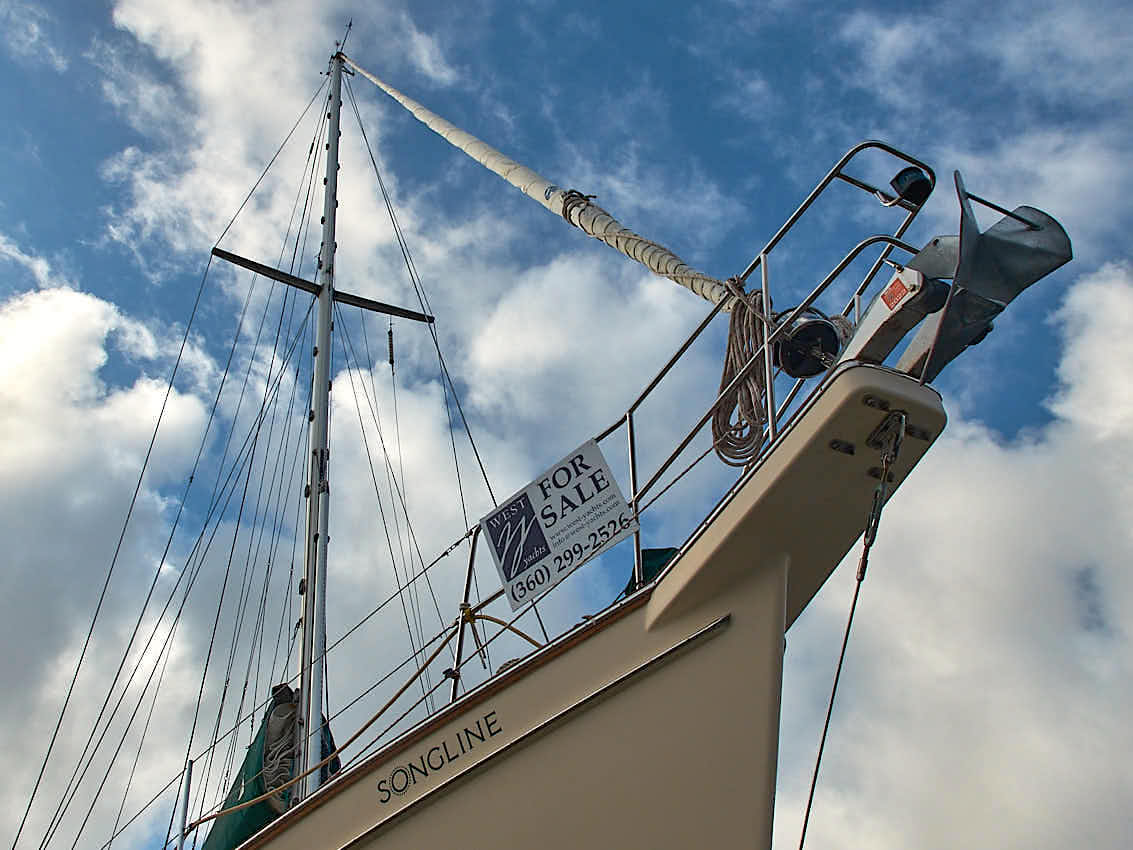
[479,440,638,610]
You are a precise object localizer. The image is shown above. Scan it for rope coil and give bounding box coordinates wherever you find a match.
[712,281,770,466]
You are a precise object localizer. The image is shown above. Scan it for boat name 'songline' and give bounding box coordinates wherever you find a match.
[377,711,504,803]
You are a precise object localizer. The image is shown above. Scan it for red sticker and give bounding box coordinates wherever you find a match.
[881,275,909,309]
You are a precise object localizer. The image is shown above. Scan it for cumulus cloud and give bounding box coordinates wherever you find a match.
[7,1,1132,848]
[0,287,209,846]
[772,264,1133,849]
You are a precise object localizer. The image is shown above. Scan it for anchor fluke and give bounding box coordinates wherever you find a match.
[895,171,1072,381]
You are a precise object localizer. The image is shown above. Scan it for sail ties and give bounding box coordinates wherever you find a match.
[558,189,594,223]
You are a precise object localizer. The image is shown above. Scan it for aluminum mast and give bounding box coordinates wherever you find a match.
[210,46,434,809]
[296,49,343,802]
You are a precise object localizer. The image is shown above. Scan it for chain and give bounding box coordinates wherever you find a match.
[857,410,906,580]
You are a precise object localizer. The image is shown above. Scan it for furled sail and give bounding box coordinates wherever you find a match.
[344,55,770,465]
[343,56,731,308]
[201,685,340,850]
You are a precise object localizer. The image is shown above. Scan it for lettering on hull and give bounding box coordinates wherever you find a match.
[376,710,503,804]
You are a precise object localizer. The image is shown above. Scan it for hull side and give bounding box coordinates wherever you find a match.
[241,364,946,850]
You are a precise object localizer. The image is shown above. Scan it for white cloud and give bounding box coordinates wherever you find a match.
[400,12,458,86]
[1048,262,1133,439]
[773,264,1133,849]
[0,0,68,71]
[717,68,776,120]
[987,1,1132,106]
[0,232,74,289]
[0,287,209,847]
[7,1,1132,847]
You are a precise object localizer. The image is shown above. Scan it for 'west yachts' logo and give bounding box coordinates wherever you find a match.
[483,494,549,581]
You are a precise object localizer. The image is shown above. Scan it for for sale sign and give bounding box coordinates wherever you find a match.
[480,440,638,610]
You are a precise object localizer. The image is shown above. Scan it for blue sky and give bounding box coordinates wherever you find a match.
[2,1,1132,848]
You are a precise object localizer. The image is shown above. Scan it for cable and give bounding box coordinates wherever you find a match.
[214,79,328,247]
[354,311,434,705]
[334,314,452,657]
[69,616,183,849]
[106,621,176,848]
[337,312,435,712]
[113,521,472,847]
[345,77,523,656]
[798,414,904,849]
[13,248,219,850]
[345,78,497,505]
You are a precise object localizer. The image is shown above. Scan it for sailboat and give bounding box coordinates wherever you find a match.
[21,42,1070,850]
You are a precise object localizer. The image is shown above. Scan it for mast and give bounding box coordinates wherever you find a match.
[296,49,344,801]
[209,44,435,811]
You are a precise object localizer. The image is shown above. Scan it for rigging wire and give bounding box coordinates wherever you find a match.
[358,316,432,690]
[164,87,330,841]
[356,314,433,701]
[188,186,329,837]
[178,543,477,832]
[111,521,474,846]
[36,297,313,848]
[245,346,306,741]
[342,579,562,771]
[345,77,557,649]
[204,211,320,802]
[337,308,436,713]
[797,413,905,850]
[184,385,276,838]
[229,287,305,737]
[326,622,448,726]
[74,60,620,840]
[156,304,315,846]
[334,313,452,655]
[344,77,497,507]
[214,79,329,248]
[269,388,310,690]
[69,616,183,850]
[105,621,175,847]
[64,312,307,848]
[249,282,309,723]
[106,613,178,848]
[15,255,216,850]
[186,574,555,835]
[207,296,292,800]
[97,771,182,850]
[39,298,316,850]
[344,77,518,657]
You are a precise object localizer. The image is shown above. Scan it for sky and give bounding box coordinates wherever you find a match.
[2,0,1131,848]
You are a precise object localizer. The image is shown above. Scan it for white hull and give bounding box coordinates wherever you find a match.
[241,364,946,849]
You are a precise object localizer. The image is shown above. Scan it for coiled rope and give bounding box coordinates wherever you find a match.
[712,280,770,466]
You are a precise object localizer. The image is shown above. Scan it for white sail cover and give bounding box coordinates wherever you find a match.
[344,57,731,307]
